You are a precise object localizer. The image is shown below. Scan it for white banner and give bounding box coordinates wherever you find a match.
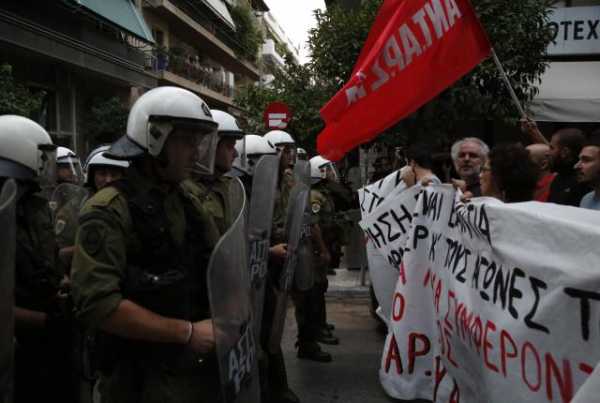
[358,170,407,321]
[369,185,600,403]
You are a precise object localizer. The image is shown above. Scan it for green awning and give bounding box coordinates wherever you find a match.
[202,0,236,30]
[74,0,154,43]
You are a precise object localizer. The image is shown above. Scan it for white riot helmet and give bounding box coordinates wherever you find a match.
[84,145,129,188]
[297,147,308,161]
[264,130,295,149]
[264,130,296,166]
[56,146,84,185]
[0,115,57,186]
[310,155,339,184]
[232,134,277,176]
[211,109,244,140]
[107,86,219,175]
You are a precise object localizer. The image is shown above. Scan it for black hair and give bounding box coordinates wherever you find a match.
[554,128,585,160]
[489,143,538,203]
[406,143,434,170]
[585,130,600,148]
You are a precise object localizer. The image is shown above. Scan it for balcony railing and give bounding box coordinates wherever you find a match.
[146,48,235,99]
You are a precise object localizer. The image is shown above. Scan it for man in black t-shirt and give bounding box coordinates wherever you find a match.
[547,128,589,206]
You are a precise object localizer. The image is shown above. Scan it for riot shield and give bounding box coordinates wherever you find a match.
[0,179,17,403]
[50,183,89,249]
[247,155,279,343]
[207,182,260,403]
[292,161,314,291]
[267,181,309,353]
[227,176,246,225]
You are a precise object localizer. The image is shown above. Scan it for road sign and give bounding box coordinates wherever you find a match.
[263,102,292,130]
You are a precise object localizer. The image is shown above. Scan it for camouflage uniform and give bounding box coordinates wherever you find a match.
[14,187,72,403]
[261,170,295,402]
[180,175,237,237]
[309,181,351,340]
[71,167,221,403]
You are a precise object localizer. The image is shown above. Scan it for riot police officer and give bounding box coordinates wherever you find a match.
[56,146,84,185]
[296,148,308,161]
[84,145,129,194]
[71,87,222,403]
[230,134,278,197]
[309,156,348,346]
[181,109,244,236]
[0,115,74,403]
[262,130,302,403]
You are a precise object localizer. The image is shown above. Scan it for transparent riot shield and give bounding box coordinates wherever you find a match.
[247,155,279,343]
[0,179,17,403]
[227,176,246,225]
[267,181,309,353]
[292,161,314,291]
[207,181,260,403]
[50,183,89,249]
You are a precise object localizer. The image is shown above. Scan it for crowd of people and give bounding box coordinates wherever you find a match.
[2,84,600,403]
[391,123,600,210]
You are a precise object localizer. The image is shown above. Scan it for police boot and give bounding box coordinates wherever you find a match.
[296,341,332,363]
[316,327,339,345]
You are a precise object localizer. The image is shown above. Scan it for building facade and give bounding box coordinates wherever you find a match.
[0,0,273,157]
[141,0,263,116]
[0,0,156,156]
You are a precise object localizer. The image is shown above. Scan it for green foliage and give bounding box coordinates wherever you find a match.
[235,61,328,154]
[230,3,264,63]
[309,0,382,88]
[236,0,554,153]
[0,63,45,117]
[85,97,128,144]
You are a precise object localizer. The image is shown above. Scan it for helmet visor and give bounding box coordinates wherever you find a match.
[192,131,219,176]
[58,158,84,186]
[279,144,297,168]
[321,162,339,182]
[38,145,57,191]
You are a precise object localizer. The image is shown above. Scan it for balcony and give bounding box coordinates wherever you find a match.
[261,39,285,69]
[143,0,260,80]
[147,47,236,106]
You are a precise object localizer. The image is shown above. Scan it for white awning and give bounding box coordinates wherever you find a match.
[530,61,600,122]
[201,0,236,30]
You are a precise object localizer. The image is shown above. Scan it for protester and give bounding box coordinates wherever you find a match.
[526,143,556,202]
[575,131,600,211]
[480,143,538,202]
[401,143,441,187]
[370,156,392,182]
[546,128,590,205]
[521,120,588,206]
[450,137,489,196]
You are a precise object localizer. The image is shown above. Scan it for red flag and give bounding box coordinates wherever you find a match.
[317,0,491,161]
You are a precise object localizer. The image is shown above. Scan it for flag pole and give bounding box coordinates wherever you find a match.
[490,48,527,119]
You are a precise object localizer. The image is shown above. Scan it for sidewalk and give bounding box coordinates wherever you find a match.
[327,267,370,297]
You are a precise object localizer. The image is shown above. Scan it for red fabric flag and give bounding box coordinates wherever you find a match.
[317,0,491,161]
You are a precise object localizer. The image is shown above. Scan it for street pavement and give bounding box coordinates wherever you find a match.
[281,268,426,403]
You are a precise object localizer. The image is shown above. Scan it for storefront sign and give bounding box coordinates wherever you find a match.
[547,6,600,56]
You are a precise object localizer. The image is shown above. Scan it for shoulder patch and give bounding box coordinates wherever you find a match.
[80,221,107,257]
[55,219,66,235]
[88,186,121,208]
[312,202,321,214]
